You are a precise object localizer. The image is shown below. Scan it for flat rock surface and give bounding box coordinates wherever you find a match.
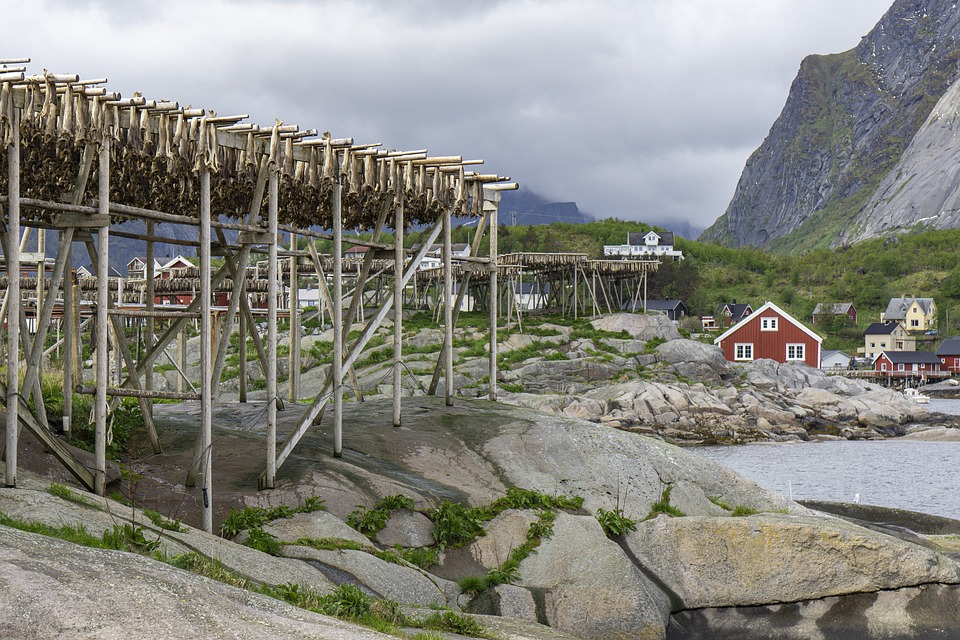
[0,525,387,640]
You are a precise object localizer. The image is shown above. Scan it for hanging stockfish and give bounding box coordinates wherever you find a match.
[73,89,89,144]
[41,75,57,139]
[0,81,11,149]
[60,84,75,137]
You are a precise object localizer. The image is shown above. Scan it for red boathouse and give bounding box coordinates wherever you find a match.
[714,301,822,368]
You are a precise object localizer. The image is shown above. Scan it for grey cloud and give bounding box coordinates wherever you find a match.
[3,0,892,227]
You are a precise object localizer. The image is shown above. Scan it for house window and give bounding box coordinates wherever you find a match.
[734,343,754,361]
[897,364,904,372]
[760,317,778,331]
[786,344,805,361]
[911,319,919,327]
[881,363,888,372]
[870,342,876,348]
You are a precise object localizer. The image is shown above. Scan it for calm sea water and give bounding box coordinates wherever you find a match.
[693,399,960,520]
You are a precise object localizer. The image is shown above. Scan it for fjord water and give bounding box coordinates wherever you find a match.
[694,399,960,519]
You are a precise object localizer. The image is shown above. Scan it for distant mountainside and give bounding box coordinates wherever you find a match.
[701,0,960,253]
[498,187,593,226]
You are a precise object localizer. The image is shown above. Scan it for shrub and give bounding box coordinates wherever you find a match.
[646,485,686,519]
[596,507,637,537]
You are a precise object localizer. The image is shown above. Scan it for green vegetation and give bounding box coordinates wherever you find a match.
[346,494,416,537]
[219,497,325,539]
[143,509,186,532]
[596,507,638,537]
[48,483,95,507]
[646,485,686,520]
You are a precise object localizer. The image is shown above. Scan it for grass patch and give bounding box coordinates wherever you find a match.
[48,483,96,507]
[219,497,325,539]
[646,485,686,519]
[347,494,415,538]
[144,509,186,532]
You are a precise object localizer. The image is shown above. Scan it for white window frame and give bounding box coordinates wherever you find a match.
[734,343,754,361]
[785,343,805,361]
[760,317,778,331]
[911,318,920,327]
[881,363,888,372]
[897,364,904,372]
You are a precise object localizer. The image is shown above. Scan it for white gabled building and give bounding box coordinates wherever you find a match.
[603,230,683,260]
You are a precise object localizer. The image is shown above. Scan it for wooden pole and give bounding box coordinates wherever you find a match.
[199,168,213,533]
[145,221,155,425]
[4,106,21,487]
[94,134,110,495]
[488,188,499,402]
[62,241,73,436]
[288,232,300,402]
[393,196,404,427]
[238,299,247,403]
[442,207,454,405]
[265,169,278,486]
[332,154,343,458]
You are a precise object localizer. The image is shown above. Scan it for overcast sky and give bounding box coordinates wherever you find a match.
[2,0,892,229]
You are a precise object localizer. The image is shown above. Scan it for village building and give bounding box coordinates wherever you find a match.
[881,296,938,332]
[621,298,688,321]
[602,230,684,260]
[714,301,822,368]
[873,350,942,376]
[936,337,960,373]
[812,302,857,326]
[821,350,853,370]
[716,302,753,328]
[862,321,916,359]
[514,282,549,311]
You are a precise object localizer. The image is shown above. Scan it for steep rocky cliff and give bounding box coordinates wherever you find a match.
[701,0,960,252]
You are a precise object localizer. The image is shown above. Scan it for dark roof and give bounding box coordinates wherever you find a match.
[626,230,675,246]
[721,303,752,319]
[864,321,899,335]
[644,299,686,311]
[877,351,942,365]
[813,302,855,315]
[883,296,936,320]
[936,337,960,356]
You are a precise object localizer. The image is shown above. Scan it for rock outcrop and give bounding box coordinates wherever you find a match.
[702,0,960,250]
[2,395,960,640]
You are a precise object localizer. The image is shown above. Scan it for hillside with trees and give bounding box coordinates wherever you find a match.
[401,219,960,352]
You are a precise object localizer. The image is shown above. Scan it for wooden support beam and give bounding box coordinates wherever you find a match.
[4,107,21,487]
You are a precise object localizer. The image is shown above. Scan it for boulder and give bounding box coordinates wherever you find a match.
[669,584,960,640]
[590,313,681,341]
[516,512,671,639]
[0,526,387,640]
[283,545,458,608]
[624,514,960,609]
[262,511,371,547]
[435,509,539,581]
[374,510,435,548]
[468,584,539,622]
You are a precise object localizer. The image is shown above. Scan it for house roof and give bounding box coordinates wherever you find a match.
[936,337,960,356]
[822,350,852,361]
[627,230,675,246]
[813,302,855,315]
[720,303,752,319]
[874,350,942,365]
[883,296,935,320]
[864,321,901,335]
[713,301,823,345]
[621,299,687,312]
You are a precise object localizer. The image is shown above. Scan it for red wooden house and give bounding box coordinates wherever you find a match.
[873,351,942,376]
[714,301,822,368]
[935,337,960,373]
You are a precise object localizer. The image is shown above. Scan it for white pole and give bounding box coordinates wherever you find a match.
[94,133,110,495]
[200,169,213,533]
[265,170,278,487]
[393,197,404,427]
[5,106,20,487]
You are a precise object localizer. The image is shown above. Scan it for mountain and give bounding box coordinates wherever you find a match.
[498,187,593,226]
[701,0,960,253]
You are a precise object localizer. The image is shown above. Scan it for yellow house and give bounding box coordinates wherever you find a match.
[881,296,937,332]
[863,321,916,359]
